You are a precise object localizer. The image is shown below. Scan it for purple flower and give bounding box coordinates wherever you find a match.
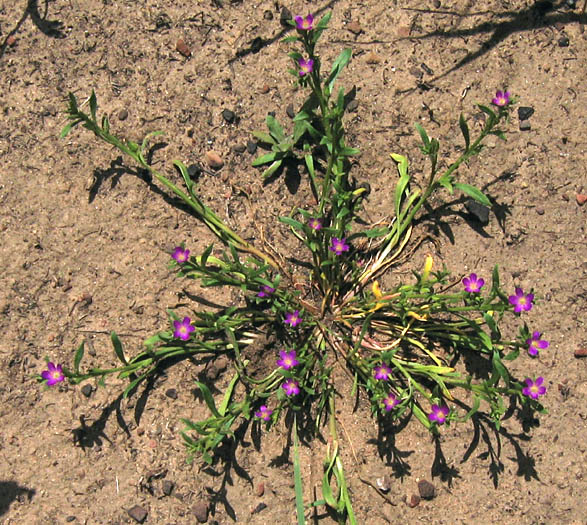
[41,362,65,386]
[508,287,534,313]
[526,331,549,357]
[308,218,322,230]
[172,246,190,264]
[374,363,392,381]
[282,379,300,396]
[428,404,450,425]
[522,377,547,400]
[330,237,349,255]
[284,310,302,328]
[277,350,299,370]
[492,90,511,107]
[255,405,273,421]
[294,14,314,31]
[462,273,485,293]
[173,316,195,341]
[298,58,314,76]
[382,393,399,412]
[257,285,275,298]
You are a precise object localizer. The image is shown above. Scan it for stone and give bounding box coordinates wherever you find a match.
[162,480,174,496]
[222,109,236,123]
[255,481,265,497]
[417,479,436,499]
[187,164,201,178]
[232,144,246,153]
[127,505,148,523]
[365,52,381,64]
[263,10,273,20]
[346,99,359,112]
[536,207,545,215]
[347,21,362,35]
[251,502,267,514]
[280,7,292,26]
[519,120,531,131]
[576,194,587,205]
[286,103,295,119]
[80,384,93,398]
[176,38,191,57]
[192,500,208,523]
[517,106,534,120]
[6,35,17,47]
[205,151,223,169]
[558,36,570,47]
[165,388,177,399]
[246,140,258,154]
[464,199,490,225]
[407,493,420,507]
[574,348,587,358]
[376,475,392,492]
[118,109,128,121]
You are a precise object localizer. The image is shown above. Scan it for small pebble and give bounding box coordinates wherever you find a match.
[397,26,411,37]
[409,66,423,79]
[407,494,421,507]
[536,207,545,215]
[575,348,587,358]
[286,103,295,119]
[80,384,93,398]
[176,38,191,57]
[280,7,292,26]
[127,505,148,524]
[576,194,587,205]
[118,109,128,121]
[346,21,362,35]
[255,482,265,497]
[251,502,267,514]
[6,35,17,47]
[162,480,174,496]
[66,517,76,523]
[464,199,490,225]
[165,388,178,400]
[205,151,224,169]
[433,0,441,7]
[232,144,246,154]
[263,10,274,20]
[519,120,531,131]
[260,84,270,94]
[518,106,534,120]
[558,36,570,47]
[222,109,236,123]
[346,99,359,112]
[417,479,436,499]
[187,164,201,178]
[365,52,381,64]
[246,140,258,154]
[376,475,392,492]
[192,501,209,523]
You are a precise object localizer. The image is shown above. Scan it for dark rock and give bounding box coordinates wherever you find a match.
[66,517,76,523]
[407,493,421,507]
[558,36,570,47]
[187,164,201,179]
[192,500,208,523]
[127,505,148,523]
[246,140,258,154]
[575,348,587,358]
[118,109,128,121]
[286,103,295,119]
[80,384,93,398]
[222,109,236,123]
[464,198,490,225]
[251,502,267,514]
[417,479,436,499]
[536,207,545,215]
[346,99,359,112]
[162,480,174,496]
[519,120,531,131]
[232,144,246,154]
[263,10,273,20]
[433,0,441,7]
[249,36,264,54]
[517,106,534,120]
[165,388,177,400]
[280,7,292,26]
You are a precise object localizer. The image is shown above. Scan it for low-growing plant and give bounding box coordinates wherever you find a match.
[44,11,547,524]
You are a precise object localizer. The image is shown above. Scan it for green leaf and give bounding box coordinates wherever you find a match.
[111,332,128,365]
[123,373,147,398]
[492,351,510,386]
[173,160,194,195]
[60,120,82,138]
[200,244,214,267]
[459,113,470,150]
[252,152,278,166]
[304,153,315,179]
[415,123,431,150]
[252,131,277,145]
[339,147,360,157]
[293,416,305,525]
[73,342,85,374]
[101,115,110,134]
[390,153,408,177]
[453,182,491,207]
[218,371,239,417]
[326,48,352,93]
[89,90,98,122]
[262,160,283,178]
[464,395,481,421]
[266,114,285,142]
[195,381,221,418]
[279,216,305,231]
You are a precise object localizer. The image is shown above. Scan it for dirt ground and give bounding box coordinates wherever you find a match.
[0,0,586,524]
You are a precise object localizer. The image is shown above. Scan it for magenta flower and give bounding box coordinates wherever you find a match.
[382,393,399,412]
[308,218,322,231]
[522,377,547,400]
[508,287,534,313]
[428,404,450,425]
[255,405,273,421]
[462,273,485,293]
[492,90,511,107]
[284,310,302,328]
[298,58,314,76]
[330,237,349,255]
[173,316,195,341]
[374,363,392,381]
[277,350,299,370]
[257,285,275,298]
[282,379,300,396]
[526,331,549,357]
[41,362,65,386]
[294,14,314,31]
[172,246,190,264]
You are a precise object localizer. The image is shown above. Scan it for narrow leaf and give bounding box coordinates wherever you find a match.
[111,332,128,365]
[73,342,85,374]
[459,113,470,150]
[453,182,491,207]
[195,381,221,417]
